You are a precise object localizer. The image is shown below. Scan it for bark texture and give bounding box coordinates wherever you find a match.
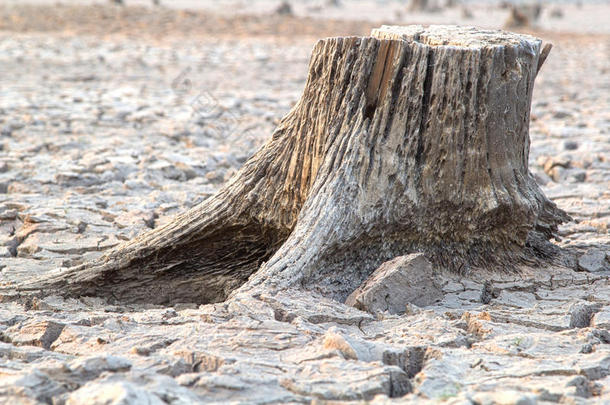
[10,25,569,305]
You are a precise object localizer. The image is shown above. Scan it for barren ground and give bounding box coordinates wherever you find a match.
[0,2,609,404]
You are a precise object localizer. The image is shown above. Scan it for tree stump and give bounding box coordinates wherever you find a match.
[10,25,569,305]
[504,4,543,29]
[407,0,440,13]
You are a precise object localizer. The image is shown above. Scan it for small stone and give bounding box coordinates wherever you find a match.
[0,208,18,220]
[17,232,120,258]
[66,381,164,405]
[50,324,111,355]
[54,172,103,187]
[76,221,87,234]
[472,390,536,405]
[569,303,600,328]
[531,166,552,186]
[322,330,358,360]
[578,249,609,272]
[346,253,443,314]
[580,343,594,354]
[0,369,67,404]
[0,341,65,363]
[159,165,186,181]
[549,7,563,18]
[568,169,587,183]
[205,170,225,183]
[494,290,538,309]
[540,155,571,175]
[592,311,610,330]
[550,166,586,183]
[0,246,11,258]
[564,140,579,150]
[124,179,150,190]
[552,109,572,119]
[2,320,65,350]
[170,349,225,372]
[143,211,158,229]
[69,356,132,379]
[566,375,602,398]
[480,281,496,304]
[175,162,197,180]
[0,126,12,137]
[274,1,293,16]
[30,296,86,311]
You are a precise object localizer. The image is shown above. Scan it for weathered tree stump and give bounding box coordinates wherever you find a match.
[11,25,569,305]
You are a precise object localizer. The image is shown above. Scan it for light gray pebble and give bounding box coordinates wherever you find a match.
[578,248,609,272]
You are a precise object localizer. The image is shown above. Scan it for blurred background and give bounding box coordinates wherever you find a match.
[1,0,609,34]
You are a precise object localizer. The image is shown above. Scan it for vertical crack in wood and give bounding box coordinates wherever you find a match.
[414,48,435,175]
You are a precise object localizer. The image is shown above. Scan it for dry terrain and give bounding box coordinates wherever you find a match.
[0,2,609,404]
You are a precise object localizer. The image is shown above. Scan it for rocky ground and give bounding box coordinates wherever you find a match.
[0,2,609,404]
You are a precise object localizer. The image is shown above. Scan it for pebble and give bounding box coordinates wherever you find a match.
[66,380,165,405]
[578,248,609,272]
[1,319,65,350]
[569,302,599,328]
[591,310,610,329]
[345,253,444,314]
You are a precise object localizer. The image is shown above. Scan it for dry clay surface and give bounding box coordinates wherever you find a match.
[0,4,610,404]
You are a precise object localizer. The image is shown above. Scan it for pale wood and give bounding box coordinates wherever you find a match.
[7,25,569,305]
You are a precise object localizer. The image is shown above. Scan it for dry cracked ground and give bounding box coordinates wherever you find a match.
[0,3,609,404]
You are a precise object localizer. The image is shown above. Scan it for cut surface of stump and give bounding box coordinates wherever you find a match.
[6,25,569,305]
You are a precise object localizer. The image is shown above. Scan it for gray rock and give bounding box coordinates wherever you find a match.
[531,166,552,186]
[0,341,68,363]
[274,1,293,16]
[493,291,537,309]
[0,369,68,404]
[66,380,166,405]
[540,155,571,175]
[68,372,207,404]
[578,248,609,272]
[471,390,537,405]
[592,311,610,330]
[0,126,12,137]
[2,320,65,350]
[549,7,564,18]
[552,109,572,119]
[55,172,104,187]
[69,356,132,380]
[346,253,444,314]
[569,302,600,328]
[550,166,587,183]
[17,232,120,258]
[280,360,409,400]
